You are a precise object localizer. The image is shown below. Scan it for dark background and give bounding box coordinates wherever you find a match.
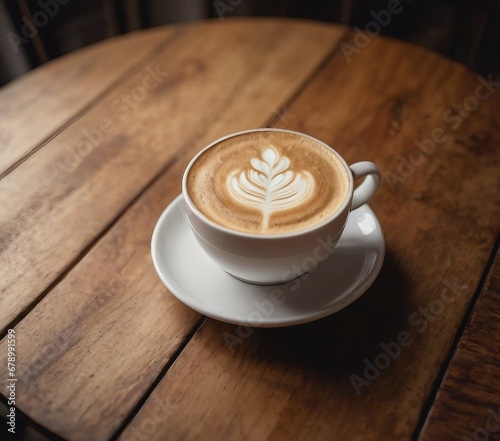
[1,0,500,86]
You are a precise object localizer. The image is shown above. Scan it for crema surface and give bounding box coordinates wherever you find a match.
[186,131,350,234]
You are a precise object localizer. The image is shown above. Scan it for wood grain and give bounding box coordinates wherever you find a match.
[0,27,175,177]
[419,249,500,441]
[0,19,346,440]
[0,155,202,441]
[119,33,500,441]
[0,19,346,335]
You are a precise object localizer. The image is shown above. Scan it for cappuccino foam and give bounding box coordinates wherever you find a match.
[186,131,350,234]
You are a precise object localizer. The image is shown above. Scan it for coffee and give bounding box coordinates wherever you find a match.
[186,130,350,234]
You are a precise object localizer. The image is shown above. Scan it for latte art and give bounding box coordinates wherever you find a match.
[186,131,350,234]
[228,147,314,230]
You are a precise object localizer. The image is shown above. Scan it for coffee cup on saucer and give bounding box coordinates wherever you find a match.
[182,128,381,285]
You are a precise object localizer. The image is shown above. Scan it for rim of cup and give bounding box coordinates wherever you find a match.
[181,128,354,239]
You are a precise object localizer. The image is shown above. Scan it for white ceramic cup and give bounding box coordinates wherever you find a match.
[182,128,381,285]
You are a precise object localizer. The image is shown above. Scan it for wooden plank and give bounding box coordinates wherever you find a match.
[119,34,500,440]
[0,20,347,440]
[0,27,176,176]
[418,249,500,441]
[0,160,202,441]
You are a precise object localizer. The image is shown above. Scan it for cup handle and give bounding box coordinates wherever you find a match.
[349,162,381,210]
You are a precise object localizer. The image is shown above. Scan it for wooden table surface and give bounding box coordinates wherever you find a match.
[1,18,499,441]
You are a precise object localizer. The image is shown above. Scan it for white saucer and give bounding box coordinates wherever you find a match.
[151,195,385,328]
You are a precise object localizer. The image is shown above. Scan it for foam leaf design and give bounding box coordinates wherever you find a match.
[228,146,314,230]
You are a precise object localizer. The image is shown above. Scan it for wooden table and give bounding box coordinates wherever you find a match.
[1,18,499,441]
